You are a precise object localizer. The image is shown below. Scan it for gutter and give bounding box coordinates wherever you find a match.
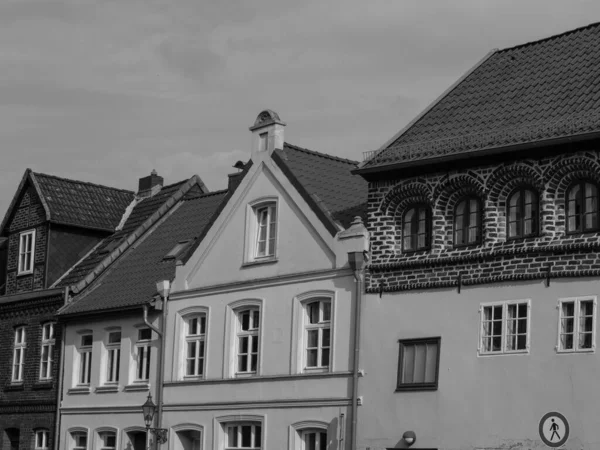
[54,286,69,450]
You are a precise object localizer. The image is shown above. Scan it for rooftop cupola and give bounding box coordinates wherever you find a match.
[249,109,286,159]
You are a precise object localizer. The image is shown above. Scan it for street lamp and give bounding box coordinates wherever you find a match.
[141,393,168,449]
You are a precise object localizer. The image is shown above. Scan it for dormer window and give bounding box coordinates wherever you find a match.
[402,204,430,252]
[567,181,599,233]
[18,229,35,274]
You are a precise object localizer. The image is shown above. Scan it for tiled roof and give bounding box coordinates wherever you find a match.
[33,172,134,231]
[274,143,368,230]
[58,190,227,315]
[55,180,191,288]
[362,22,600,170]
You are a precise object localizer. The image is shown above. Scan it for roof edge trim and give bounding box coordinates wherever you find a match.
[0,287,64,305]
[68,175,202,296]
[0,169,33,236]
[357,49,497,170]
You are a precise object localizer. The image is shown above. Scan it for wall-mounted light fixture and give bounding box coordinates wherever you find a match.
[402,430,416,447]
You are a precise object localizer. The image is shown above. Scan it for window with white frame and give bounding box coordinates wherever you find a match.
[71,432,87,450]
[78,334,93,385]
[558,296,597,352]
[300,430,327,450]
[226,424,261,450]
[236,309,260,374]
[253,203,277,259]
[98,431,116,450]
[18,229,35,274]
[305,299,331,369]
[136,328,152,381]
[40,323,55,380]
[105,331,121,383]
[479,300,530,355]
[185,315,206,377]
[35,430,50,450]
[12,326,26,382]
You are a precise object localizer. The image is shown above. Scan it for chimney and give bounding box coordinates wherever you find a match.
[228,161,246,192]
[249,109,286,159]
[138,170,164,198]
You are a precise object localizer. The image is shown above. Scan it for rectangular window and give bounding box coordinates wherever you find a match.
[237,309,260,374]
[558,297,596,352]
[18,229,35,274]
[301,430,327,450]
[226,424,261,450]
[35,430,49,450]
[72,432,87,450]
[40,323,55,380]
[106,331,121,383]
[79,334,93,385]
[136,328,152,381]
[12,326,26,382]
[305,299,331,369]
[396,337,440,391]
[479,300,530,355]
[254,204,277,259]
[185,315,206,377]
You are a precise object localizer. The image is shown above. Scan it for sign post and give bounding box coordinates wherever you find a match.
[539,412,569,448]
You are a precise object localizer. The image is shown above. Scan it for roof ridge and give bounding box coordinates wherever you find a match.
[33,171,134,195]
[160,179,189,191]
[499,21,600,53]
[283,142,359,165]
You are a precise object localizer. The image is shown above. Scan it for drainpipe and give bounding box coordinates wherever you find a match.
[348,252,367,450]
[143,280,170,447]
[54,287,70,450]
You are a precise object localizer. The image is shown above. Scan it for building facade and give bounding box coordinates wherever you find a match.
[162,111,368,450]
[0,170,135,450]
[355,23,600,450]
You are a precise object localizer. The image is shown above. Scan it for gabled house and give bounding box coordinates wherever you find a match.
[162,110,368,450]
[55,173,228,450]
[354,22,600,450]
[0,170,134,450]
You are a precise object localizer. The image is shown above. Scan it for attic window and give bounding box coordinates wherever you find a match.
[163,240,192,261]
[18,230,35,275]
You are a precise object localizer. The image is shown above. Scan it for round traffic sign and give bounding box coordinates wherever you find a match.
[539,412,569,447]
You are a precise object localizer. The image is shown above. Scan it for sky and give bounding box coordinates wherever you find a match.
[1,0,600,216]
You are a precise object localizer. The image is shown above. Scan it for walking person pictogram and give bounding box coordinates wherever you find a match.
[549,419,561,441]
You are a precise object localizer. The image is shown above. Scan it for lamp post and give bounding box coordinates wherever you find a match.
[141,393,168,450]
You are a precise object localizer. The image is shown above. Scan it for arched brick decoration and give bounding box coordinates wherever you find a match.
[380,181,432,215]
[486,163,544,242]
[432,175,485,249]
[544,156,600,235]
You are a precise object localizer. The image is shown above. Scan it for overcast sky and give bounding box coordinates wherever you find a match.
[1,0,599,216]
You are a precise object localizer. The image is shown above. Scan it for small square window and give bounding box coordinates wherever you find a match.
[396,337,440,391]
[138,328,152,341]
[558,297,596,352]
[479,300,530,355]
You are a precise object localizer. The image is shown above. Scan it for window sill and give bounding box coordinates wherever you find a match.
[95,385,120,393]
[395,384,438,392]
[478,350,529,357]
[241,257,278,268]
[16,270,33,277]
[32,381,54,390]
[235,372,258,378]
[124,383,150,392]
[5,383,24,391]
[67,386,91,395]
[556,348,595,354]
[303,367,329,374]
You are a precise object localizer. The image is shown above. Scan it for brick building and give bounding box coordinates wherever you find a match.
[0,170,134,450]
[355,23,600,450]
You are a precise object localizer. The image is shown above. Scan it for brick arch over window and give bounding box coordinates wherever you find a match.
[486,164,544,243]
[544,156,600,235]
[381,182,432,215]
[432,175,485,248]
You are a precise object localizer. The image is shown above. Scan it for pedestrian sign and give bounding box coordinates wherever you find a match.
[539,412,569,447]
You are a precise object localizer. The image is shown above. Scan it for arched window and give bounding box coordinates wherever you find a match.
[454,197,481,246]
[507,188,538,239]
[402,205,430,252]
[567,181,599,233]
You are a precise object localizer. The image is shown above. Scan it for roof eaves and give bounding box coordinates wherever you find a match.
[356,49,498,172]
[68,175,202,296]
[0,169,33,236]
[271,150,340,236]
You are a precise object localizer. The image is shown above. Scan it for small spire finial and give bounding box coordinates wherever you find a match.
[151,169,158,176]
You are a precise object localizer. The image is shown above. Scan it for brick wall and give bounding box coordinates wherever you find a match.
[0,294,63,450]
[366,148,600,292]
[5,184,48,295]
